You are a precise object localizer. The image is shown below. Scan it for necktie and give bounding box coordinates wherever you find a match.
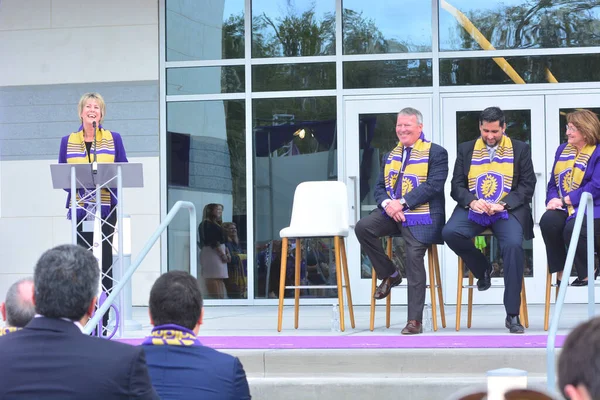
[395,147,412,197]
[488,146,496,162]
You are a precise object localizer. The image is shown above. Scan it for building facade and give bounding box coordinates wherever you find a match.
[2,0,600,307]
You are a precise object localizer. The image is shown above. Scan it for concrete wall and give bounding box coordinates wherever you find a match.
[0,0,160,306]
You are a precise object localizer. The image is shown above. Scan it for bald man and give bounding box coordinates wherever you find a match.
[0,277,35,335]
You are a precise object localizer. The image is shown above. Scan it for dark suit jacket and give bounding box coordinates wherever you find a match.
[0,317,158,400]
[374,143,449,244]
[450,138,536,240]
[143,343,251,400]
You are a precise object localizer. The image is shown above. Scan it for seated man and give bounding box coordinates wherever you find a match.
[143,271,251,399]
[0,277,35,335]
[355,107,448,335]
[0,244,158,399]
[442,106,536,334]
[559,316,600,400]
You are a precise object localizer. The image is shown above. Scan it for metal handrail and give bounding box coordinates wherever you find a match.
[546,192,596,392]
[83,201,197,335]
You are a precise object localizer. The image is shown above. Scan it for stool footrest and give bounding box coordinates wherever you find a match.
[284,285,340,289]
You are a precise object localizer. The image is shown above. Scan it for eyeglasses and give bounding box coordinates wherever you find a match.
[566,125,578,132]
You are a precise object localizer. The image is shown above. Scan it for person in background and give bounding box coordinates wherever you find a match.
[0,277,35,336]
[58,92,128,330]
[559,316,600,400]
[540,109,600,287]
[198,203,230,298]
[0,244,158,399]
[143,271,251,400]
[223,222,247,299]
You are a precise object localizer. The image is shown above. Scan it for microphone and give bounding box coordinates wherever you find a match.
[92,121,98,174]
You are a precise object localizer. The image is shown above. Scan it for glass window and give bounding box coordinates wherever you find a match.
[252,63,335,92]
[167,100,247,299]
[455,109,533,277]
[440,54,600,86]
[343,0,432,54]
[343,59,432,89]
[251,0,335,57]
[167,66,245,95]
[253,97,337,298]
[166,0,244,61]
[439,0,600,51]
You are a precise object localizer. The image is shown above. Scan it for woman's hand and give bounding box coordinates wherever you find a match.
[546,197,563,210]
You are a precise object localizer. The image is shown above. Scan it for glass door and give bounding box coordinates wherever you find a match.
[344,96,434,305]
[545,93,600,304]
[441,95,547,305]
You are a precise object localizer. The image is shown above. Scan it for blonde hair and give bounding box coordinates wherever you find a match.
[567,109,600,145]
[78,92,106,124]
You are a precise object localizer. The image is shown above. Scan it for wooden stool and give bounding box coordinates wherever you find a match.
[455,230,529,331]
[369,237,446,331]
[277,237,355,332]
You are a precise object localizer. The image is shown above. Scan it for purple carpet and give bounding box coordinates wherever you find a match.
[118,335,565,349]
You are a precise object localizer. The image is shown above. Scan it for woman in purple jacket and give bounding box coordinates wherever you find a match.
[540,109,600,287]
[58,93,128,328]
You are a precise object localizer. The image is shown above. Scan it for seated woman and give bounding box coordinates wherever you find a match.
[540,109,600,287]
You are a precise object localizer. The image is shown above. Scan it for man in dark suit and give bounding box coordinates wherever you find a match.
[143,271,251,399]
[0,245,158,399]
[355,107,448,334]
[442,106,536,334]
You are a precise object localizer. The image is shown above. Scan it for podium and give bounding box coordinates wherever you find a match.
[51,162,143,338]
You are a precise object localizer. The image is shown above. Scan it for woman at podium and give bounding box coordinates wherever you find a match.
[58,92,128,329]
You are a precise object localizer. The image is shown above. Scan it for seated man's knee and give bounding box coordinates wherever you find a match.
[442,225,460,245]
[354,218,369,240]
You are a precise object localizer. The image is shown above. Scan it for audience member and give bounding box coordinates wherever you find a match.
[559,316,600,400]
[0,277,35,335]
[0,244,158,399]
[143,270,251,399]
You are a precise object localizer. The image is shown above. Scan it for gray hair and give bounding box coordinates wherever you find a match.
[5,277,35,328]
[34,244,99,321]
[398,107,423,125]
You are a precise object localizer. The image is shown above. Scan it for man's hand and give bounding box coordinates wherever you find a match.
[546,198,563,210]
[469,199,491,214]
[385,200,407,223]
[487,203,505,215]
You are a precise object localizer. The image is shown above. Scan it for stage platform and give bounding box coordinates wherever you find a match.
[115,304,596,399]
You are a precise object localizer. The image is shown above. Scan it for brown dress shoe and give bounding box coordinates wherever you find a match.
[373,274,402,300]
[401,320,423,335]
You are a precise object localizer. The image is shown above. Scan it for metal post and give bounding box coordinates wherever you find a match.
[189,203,197,278]
[71,166,77,244]
[116,165,125,338]
[547,192,595,392]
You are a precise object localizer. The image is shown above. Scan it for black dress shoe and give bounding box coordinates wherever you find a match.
[374,274,402,300]
[571,278,588,286]
[477,265,492,291]
[505,315,525,334]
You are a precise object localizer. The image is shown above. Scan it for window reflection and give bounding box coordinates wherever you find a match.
[252,63,336,91]
[166,0,244,61]
[440,54,600,86]
[343,0,432,54]
[439,0,600,51]
[253,97,337,298]
[167,66,245,95]
[344,59,432,89]
[252,0,336,57]
[166,100,247,299]
[455,110,533,277]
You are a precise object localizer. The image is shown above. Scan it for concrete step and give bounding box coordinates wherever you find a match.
[225,348,554,400]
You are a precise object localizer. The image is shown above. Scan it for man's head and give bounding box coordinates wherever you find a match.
[396,107,424,147]
[149,271,204,333]
[559,316,600,400]
[1,278,35,328]
[33,244,99,322]
[479,106,506,147]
